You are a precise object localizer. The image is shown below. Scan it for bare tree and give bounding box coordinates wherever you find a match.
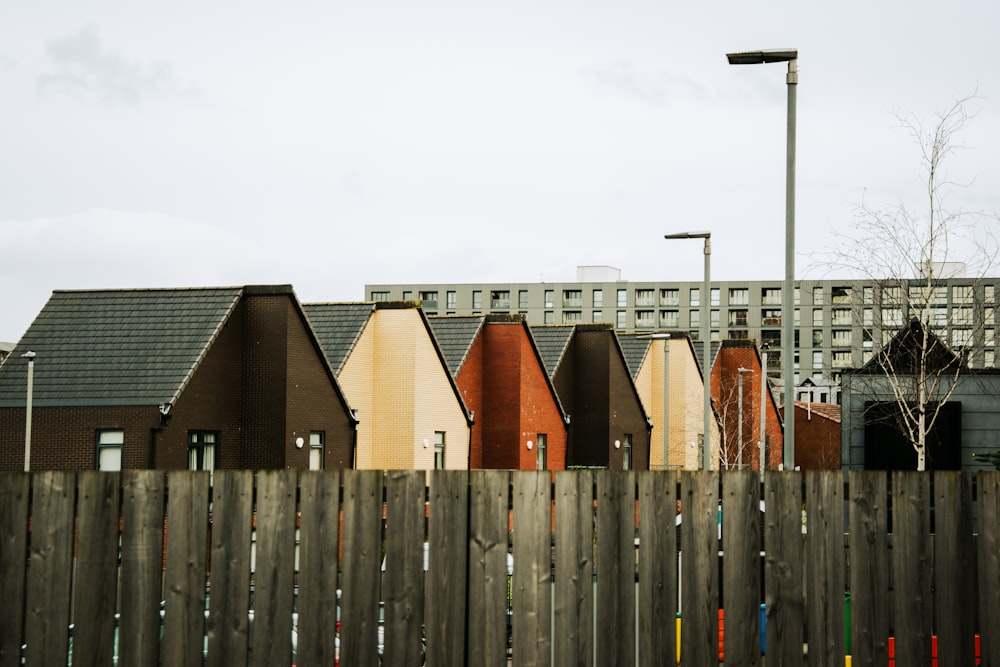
[819,95,1000,470]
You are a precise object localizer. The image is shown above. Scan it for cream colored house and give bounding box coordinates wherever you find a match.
[618,332,721,470]
[304,301,472,469]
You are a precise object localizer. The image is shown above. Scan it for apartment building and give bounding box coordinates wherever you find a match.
[367,267,999,397]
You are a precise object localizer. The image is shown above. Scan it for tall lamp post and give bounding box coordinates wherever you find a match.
[639,333,671,469]
[664,231,712,470]
[726,48,797,471]
[22,351,36,472]
[737,367,753,469]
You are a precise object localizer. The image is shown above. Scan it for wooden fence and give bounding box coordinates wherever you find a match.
[1,469,999,666]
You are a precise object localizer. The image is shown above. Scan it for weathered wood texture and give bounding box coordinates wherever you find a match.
[1,470,997,666]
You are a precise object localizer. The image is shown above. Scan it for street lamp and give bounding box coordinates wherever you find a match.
[664,231,712,470]
[737,367,753,469]
[639,333,671,470]
[726,48,798,471]
[22,351,36,472]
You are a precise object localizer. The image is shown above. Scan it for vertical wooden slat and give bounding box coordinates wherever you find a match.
[806,470,845,667]
[467,470,510,667]
[680,471,719,666]
[512,470,552,666]
[978,472,1000,666]
[250,470,297,667]
[555,470,594,667]
[383,470,427,667]
[339,470,383,667]
[426,470,469,667]
[162,472,210,667]
[848,471,889,667]
[764,471,804,667]
[72,472,122,667]
[0,473,31,667]
[891,471,932,665]
[596,470,636,665]
[638,470,677,667]
[23,471,75,667]
[934,472,975,666]
[206,470,253,667]
[118,470,166,667]
[722,471,760,667]
[297,469,341,666]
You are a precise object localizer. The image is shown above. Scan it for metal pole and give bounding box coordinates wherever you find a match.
[702,237,712,471]
[783,58,797,471]
[760,348,768,480]
[22,351,35,472]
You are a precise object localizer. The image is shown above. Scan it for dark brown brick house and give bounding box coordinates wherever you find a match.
[430,314,568,470]
[530,324,650,470]
[0,285,357,471]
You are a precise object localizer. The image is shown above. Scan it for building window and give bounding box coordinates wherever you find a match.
[730,330,750,340]
[562,311,582,324]
[660,310,679,328]
[813,329,823,346]
[832,286,852,304]
[544,290,554,308]
[635,289,655,306]
[188,431,219,471]
[863,308,874,326]
[472,290,483,309]
[97,429,124,471]
[447,291,457,309]
[729,288,749,305]
[761,309,781,326]
[729,309,748,327]
[882,308,903,327]
[710,288,720,306]
[562,290,582,307]
[831,309,852,326]
[952,285,973,304]
[762,288,781,305]
[832,351,852,368]
[813,351,823,369]
[616,311,627,328]
[690,288,700,307]
[862,328,874,348]
[622,434,633,470]
[863,286,874,304]
[518,290,528,308]
[762,330,781,349]
[986,350,996,367]
[832,330,852,347]
[986,285,996,303]
[535,434,547,470]
[952,328,973,347]
[986,328,995,347]
[491,290,510,309]
[402,291,413,300]
[617,289,627,307]
[419,291,438,308]
[544,311,554,324]
[689,310,701,328]
[660,289,679,306]
[953,306,973,325]
[592,310,603,323]
[813,286,824,305]
[635,310,655,328]
[794,287,801,306]
[434,431,446,469]
[371,291,390,301]
[309,431,325,470]
[812,309,824,326]
[710,310,720,327]
[592,289,603,307]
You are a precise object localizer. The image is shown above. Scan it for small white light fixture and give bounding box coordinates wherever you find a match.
[614,439,621,449]
[423,438,430,448]
[527,440,533,450]
[295,437,304,449]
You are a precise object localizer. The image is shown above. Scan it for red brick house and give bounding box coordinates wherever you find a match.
[429,314,568,470]
[0,285,357,471]
[530,324,651,470]
[792,401,841,470]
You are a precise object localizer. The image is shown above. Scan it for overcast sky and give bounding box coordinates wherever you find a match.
[3,1,999,342]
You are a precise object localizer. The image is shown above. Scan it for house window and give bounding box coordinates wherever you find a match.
[518,290,528,308]
[535,433,547,470]
[188,430,219,471]
[660,289,679,306]
[729,310,748,327]
[562,311,582,324]
[761,309,781,326]
[622,434,633,470]
[472,290,482,309]
[544,290,554,308]
[762,288,781,305]
[832,330,852,347]
[635,289,655,306]
[592,289,603,307]
[617,289,627,307]
[562,290,582,307]
[592,310,603,323]
[491,290,510,309]
[616,311,627,329]
[434,431,446,469]
[832,286,852,304]
[690,288,700,307]
[660,310,679,328]
[831,309,852,326]
[419,291,438,308]
[635,311,655,328]
[370,291,390,301]
[447,291,457,309]
[97,429,124,471]
[813,286,824,304]
[813,329,823,346]
[309,432,325,470]
[813,351,824,369]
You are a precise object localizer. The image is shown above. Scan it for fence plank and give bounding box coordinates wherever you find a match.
[340,470,383,667]
[764,471,804,667]
[467,470,510,667]
[72,472,121,667]
[426,470,469,667]
[206,471,253,667]
[250,470,297,667]
[722,471,760,667]
[596,470,636,665]
[934,472,975,667]
[638,470,677,667]
[297,469,341,666]
[23,471,75,667]
[512,470,552,666]
[848,470,889,667]
[161,472,210,667]
[806,470,845,667]
[0,473,30,667]
[978,472,1000,666]
[891,471,932,665]
[383,470,427,667]
[681,471,719,666]
[555,469,594,667]
[119,470,166,667]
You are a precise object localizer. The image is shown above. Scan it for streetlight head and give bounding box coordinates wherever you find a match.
[726,49,798,65]
[664,231,710,240]
[21,351,36,360]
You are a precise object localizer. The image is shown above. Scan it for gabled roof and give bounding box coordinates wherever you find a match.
[856,317,966,375]
[302,302,376,374]
[0,286,246,407]
[427,315,487,376]
[691,340,723,375]
[794,401,841,423]
[617,335,653,380]
[529,325,575,379]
